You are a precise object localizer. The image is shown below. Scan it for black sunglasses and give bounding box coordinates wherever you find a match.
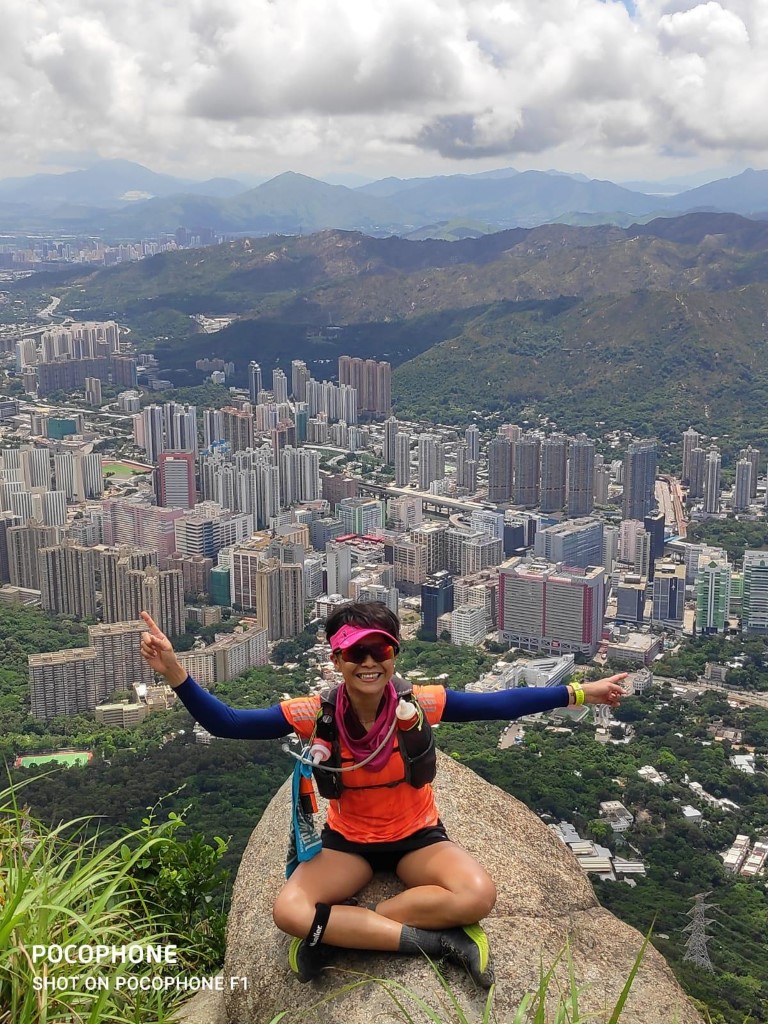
[336,641,397,664]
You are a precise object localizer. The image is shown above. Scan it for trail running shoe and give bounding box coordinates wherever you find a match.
[288,937,330,983]
[440,924,495,989]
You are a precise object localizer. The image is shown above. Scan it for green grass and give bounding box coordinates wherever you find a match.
[15,752,91,768]
[102,461,152,478]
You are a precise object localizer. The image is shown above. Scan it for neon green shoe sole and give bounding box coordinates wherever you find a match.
[441,923,494,988]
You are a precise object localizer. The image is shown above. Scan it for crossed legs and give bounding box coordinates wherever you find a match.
[272,841,496,950]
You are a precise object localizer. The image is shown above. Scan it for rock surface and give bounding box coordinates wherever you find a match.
[201,753,702,1024]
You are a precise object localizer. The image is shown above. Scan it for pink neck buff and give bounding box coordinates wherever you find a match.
[335,679,397,773]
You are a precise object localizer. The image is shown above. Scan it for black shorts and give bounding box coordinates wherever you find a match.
[321,822,451,875]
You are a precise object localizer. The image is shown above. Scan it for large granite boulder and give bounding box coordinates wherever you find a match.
[212,752,703,1024]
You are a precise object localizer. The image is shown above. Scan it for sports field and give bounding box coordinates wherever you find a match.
[15,750,92,769]
[102,459,153,478]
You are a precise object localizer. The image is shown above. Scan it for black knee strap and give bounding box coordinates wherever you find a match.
[306,902,331,947]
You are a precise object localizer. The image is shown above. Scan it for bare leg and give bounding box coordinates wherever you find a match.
[273,848,404,950]
[376,842,496,929]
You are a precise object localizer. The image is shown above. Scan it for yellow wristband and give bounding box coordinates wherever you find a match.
[571,681,585,706]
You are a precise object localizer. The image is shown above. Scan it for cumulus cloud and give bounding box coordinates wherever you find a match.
[2,0,768,178]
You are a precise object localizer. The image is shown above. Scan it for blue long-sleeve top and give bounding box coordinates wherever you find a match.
[172,674,570,739]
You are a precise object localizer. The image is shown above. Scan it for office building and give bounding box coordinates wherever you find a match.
[326,540,353,597]
[644,510,666,565]
[651,560,686,627]
[622,440,657,521]
[336,497,385,535]
[451,604,487,646]
[158,451,196,509]
[616,575,646,623]
[567,435,595,517]
[421,571,454,638]
[696,552,731,634]
[498,561,605,655]
[412,522,448,574]
[534,518,604,570]
[393,539,428,594]
[742,551,768,634]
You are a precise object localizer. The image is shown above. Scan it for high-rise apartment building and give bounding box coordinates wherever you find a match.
[688,447,706,499]
[29,619,153,720]
[417,435,445,491]
[141,405,165,463]
[101,500,183,567]
[487,436,513,503]
[291,360,310,402]
[539,434,567,513]
[703,447,721,515]
[681,427,701,484]
[7,521,60,589]
[248,362,263,404]
[221,405,255,453]
[733,459,753,512]
[512,435,541,507]
[38,543,96,618]
[622,440,658,521]
[739,445,760,498]
[394,433,411,487]
[272,368,288,404]
[567,435,595,517]
[464,425,480,462]
[382,417,398,465]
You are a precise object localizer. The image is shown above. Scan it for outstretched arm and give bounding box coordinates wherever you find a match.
[139,611,291,740]
[442,674,628,723]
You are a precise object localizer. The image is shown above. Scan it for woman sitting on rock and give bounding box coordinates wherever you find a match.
[139,602,626,988]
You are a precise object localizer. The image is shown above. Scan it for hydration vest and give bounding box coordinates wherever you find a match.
[311,677,436,800]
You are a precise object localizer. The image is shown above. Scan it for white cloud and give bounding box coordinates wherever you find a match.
[1,0,767,180]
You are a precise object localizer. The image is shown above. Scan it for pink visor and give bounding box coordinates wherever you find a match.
[328,624,400,653]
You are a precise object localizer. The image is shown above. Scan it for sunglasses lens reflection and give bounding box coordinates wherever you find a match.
[341,643,394,664]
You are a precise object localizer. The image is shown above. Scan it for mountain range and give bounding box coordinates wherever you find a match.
[26,210,768,453]
[2,160,768,239]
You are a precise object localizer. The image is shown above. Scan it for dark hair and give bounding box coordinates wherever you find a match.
[325,601,401,646]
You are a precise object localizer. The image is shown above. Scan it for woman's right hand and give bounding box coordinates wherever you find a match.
[139,611,187,687]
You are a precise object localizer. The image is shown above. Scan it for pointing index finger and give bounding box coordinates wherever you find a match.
[140,610,164,637]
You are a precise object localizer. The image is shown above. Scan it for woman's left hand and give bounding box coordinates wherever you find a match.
[581,674,628,707]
